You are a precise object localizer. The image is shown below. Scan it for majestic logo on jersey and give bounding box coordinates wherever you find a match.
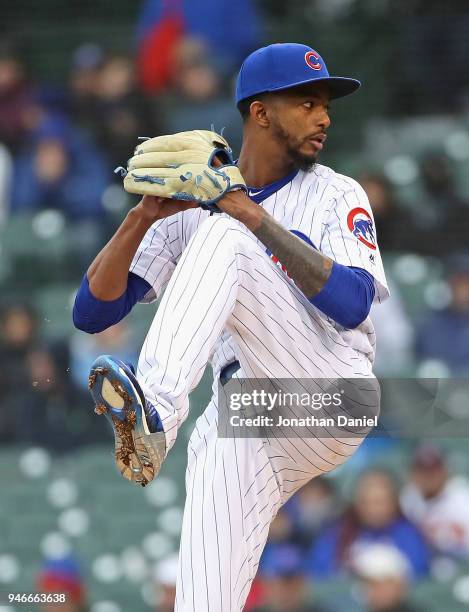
[347,207,376,250]
[305,51,322,71]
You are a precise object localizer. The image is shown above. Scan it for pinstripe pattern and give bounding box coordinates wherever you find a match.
[128,164,388,611]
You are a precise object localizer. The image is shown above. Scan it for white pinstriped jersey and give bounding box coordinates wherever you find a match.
[130,163,389,373]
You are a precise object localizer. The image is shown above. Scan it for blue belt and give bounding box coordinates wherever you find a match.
[219,360,241,386]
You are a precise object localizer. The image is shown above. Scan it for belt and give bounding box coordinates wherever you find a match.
[219,360,241,386]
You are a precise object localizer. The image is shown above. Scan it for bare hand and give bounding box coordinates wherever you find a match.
[136,194,198,222]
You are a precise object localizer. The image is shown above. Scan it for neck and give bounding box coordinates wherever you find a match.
[237,129,296,188]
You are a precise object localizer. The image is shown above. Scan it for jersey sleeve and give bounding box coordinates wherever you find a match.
[319,178,389,303]
[129,217,178,304]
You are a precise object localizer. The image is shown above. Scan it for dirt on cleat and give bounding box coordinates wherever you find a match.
[88,367,108,389]
[116,446,132,467]
[94,403,107,415]
[113,408,137,468]
[88,372,97,389]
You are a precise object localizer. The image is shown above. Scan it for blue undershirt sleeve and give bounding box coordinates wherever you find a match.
[279,232,374,329]
[72,272,152,334]
[310,263,375,329]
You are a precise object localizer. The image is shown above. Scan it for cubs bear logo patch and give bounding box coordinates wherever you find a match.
[347,207,376,250]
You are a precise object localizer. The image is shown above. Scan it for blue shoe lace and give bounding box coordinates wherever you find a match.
[144,400,164,433]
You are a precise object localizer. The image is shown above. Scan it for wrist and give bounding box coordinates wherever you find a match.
[217,191,264,230]
[131,201,160,227]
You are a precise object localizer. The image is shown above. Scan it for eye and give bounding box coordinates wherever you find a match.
[303,101,314,109]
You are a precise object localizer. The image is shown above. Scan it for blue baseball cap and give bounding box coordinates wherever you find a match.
[235,43,361,104]
[260,543,306,578]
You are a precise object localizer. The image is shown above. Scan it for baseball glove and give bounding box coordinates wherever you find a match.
[118,130,247,213]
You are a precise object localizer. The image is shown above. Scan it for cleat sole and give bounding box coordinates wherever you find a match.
[88,356,163,487]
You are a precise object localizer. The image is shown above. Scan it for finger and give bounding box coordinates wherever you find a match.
[160,201,198,217]
[140,194,168,206]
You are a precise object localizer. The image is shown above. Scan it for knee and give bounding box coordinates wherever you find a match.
[197,215,254,248]
[200,215,242,234]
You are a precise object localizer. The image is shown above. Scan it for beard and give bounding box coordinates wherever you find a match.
[270,117,318,172]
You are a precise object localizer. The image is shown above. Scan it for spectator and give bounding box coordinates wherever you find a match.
[11,113,109,221]
[136,0,261,94]
[370,278,414,377]
[251,508,298,608]
[254,543,330,612]
[154,554,178,612]
[36,554,88,612]
[0,301,64,398]
[415,258,469,375]
[0,43,34,152]
[67,47,160,171]
[172,38,221,102]
[285,477,341,547]
[418,153,469,256]
[263,508,295,547]
[159,37,243,153]
[69,319,140,392]
[353,544,421,612]
[68,43,104,134]
[359,172,417,253]
[401,446,469,559]
[306,470,429,578]
[91,54,160,170]
[0,301,96,448]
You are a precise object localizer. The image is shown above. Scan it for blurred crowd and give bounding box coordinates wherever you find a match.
[0,0,468,444]
[0,39,239,225]
[243,445,469,612]
[28,445,469,612]
[0,2,256,447]
[1,48,469,448]
[0,299,142,448]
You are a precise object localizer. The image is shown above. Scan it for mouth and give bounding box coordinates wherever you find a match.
[308,133,327,151]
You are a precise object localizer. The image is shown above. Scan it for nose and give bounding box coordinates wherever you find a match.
[319,105,331,130]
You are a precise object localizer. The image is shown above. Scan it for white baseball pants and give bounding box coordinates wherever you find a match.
[136,216,373,611]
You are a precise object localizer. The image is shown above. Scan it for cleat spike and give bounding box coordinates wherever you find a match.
[94,404,107,415]
[88,373,97,389]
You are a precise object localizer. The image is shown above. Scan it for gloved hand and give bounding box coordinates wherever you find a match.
[119,130,246,213]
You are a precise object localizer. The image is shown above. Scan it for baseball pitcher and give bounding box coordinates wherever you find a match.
[74,43,389,611]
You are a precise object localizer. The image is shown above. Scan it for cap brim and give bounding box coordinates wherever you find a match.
[267,76,361,100]
[326,77,361,99]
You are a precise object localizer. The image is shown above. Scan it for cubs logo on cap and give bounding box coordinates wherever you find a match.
[347,208,376,250]
[305,51,322,71]
[235,43,361,104]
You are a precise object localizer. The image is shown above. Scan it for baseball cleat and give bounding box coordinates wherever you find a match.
[88,355,166,487]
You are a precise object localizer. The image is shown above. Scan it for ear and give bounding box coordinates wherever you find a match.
[250,100,270,128]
